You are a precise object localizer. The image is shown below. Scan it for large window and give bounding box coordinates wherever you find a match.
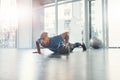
[90,0,103,42]
[44,6,56,36]
[44,0,85,43]
[43,0,108,48]
[0,0,17,48]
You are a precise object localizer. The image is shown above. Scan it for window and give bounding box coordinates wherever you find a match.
[0,0,17,48]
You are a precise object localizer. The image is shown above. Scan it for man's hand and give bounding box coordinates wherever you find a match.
[65,43,70,49]
[33,51,41,54]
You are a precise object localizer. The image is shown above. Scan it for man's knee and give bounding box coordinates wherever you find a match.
[57,46,70,54]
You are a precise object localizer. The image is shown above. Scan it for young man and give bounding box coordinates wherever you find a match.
[34,32,86,54]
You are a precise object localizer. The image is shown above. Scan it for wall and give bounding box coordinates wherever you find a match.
[32,6,44,48]
[17,0,32,48]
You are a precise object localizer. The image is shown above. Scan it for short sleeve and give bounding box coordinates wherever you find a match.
[36,38,41,44]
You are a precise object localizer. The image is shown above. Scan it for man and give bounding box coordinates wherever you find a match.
[33,32,86,54]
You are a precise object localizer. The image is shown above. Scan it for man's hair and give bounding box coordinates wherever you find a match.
[40,32,48,39]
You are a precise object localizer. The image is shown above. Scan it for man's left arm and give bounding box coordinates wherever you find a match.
[61,32,70,48]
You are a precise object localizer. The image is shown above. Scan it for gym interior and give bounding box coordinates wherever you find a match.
[0,0,120,80]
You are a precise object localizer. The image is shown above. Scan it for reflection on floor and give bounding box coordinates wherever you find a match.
[0,48,120,80]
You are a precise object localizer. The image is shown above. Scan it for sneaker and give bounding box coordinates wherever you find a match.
[74,42,81,48]
[81,43,87,51]
[69,43,81,52]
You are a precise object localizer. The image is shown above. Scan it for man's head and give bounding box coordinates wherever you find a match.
[40,32,49,45]
[40,32,48,38]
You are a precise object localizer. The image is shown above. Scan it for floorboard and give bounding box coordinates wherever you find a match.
[0,48,120,80]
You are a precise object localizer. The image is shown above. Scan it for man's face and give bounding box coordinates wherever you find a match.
[40,32,49,45]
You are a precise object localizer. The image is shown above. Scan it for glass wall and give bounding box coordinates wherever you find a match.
[57,2,72,34]
[0,0,108,48]
[44,6,56,36]
[90,0,103,42]
[44,0,85,43]
[89,0,108,48]
[0,0,17,48]
[71,0,84,43]
[89,1,95,39]
[57,0,85,43]
[35,0,108,48]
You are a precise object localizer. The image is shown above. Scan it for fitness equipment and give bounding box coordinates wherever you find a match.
[90,37,103,49]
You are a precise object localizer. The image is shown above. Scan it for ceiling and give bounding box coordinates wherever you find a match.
[32,0,82,6]
[33,0,63,6]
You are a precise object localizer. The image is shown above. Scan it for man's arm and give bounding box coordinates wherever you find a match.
[61,32,69,48]
[33,41,41,54]
[61,32,69,43]
[36,41,41,53]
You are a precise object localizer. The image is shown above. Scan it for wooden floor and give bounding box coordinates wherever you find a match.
[0,48,120,80]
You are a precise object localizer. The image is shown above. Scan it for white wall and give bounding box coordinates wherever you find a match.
[108,0,120,47]
[32,6,44,48]
[16,0,44,48]
[17,0,32,48]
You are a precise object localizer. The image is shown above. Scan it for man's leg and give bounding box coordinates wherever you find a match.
[81,43,87,51]
[69,42,86,52]
[56,46,70,55]
[56,42,86,54]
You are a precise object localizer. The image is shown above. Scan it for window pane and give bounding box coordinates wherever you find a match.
[44,3,56,37]
[58,0,85,43]
[0,0,17,48]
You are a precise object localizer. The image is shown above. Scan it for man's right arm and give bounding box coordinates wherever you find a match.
[33,39,41,54]
[36,41,41,54]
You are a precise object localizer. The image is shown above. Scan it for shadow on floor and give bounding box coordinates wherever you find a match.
[48,52,69,58]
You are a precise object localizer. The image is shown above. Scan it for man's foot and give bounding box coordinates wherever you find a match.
[70,43,81,52]
[81,43,86,51]
[69,42,86,52]
[33,51,41,54]
[74,42,81,47]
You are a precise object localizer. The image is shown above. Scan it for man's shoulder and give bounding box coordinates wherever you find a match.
[51,35,61,39]
[36,38,41,43]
